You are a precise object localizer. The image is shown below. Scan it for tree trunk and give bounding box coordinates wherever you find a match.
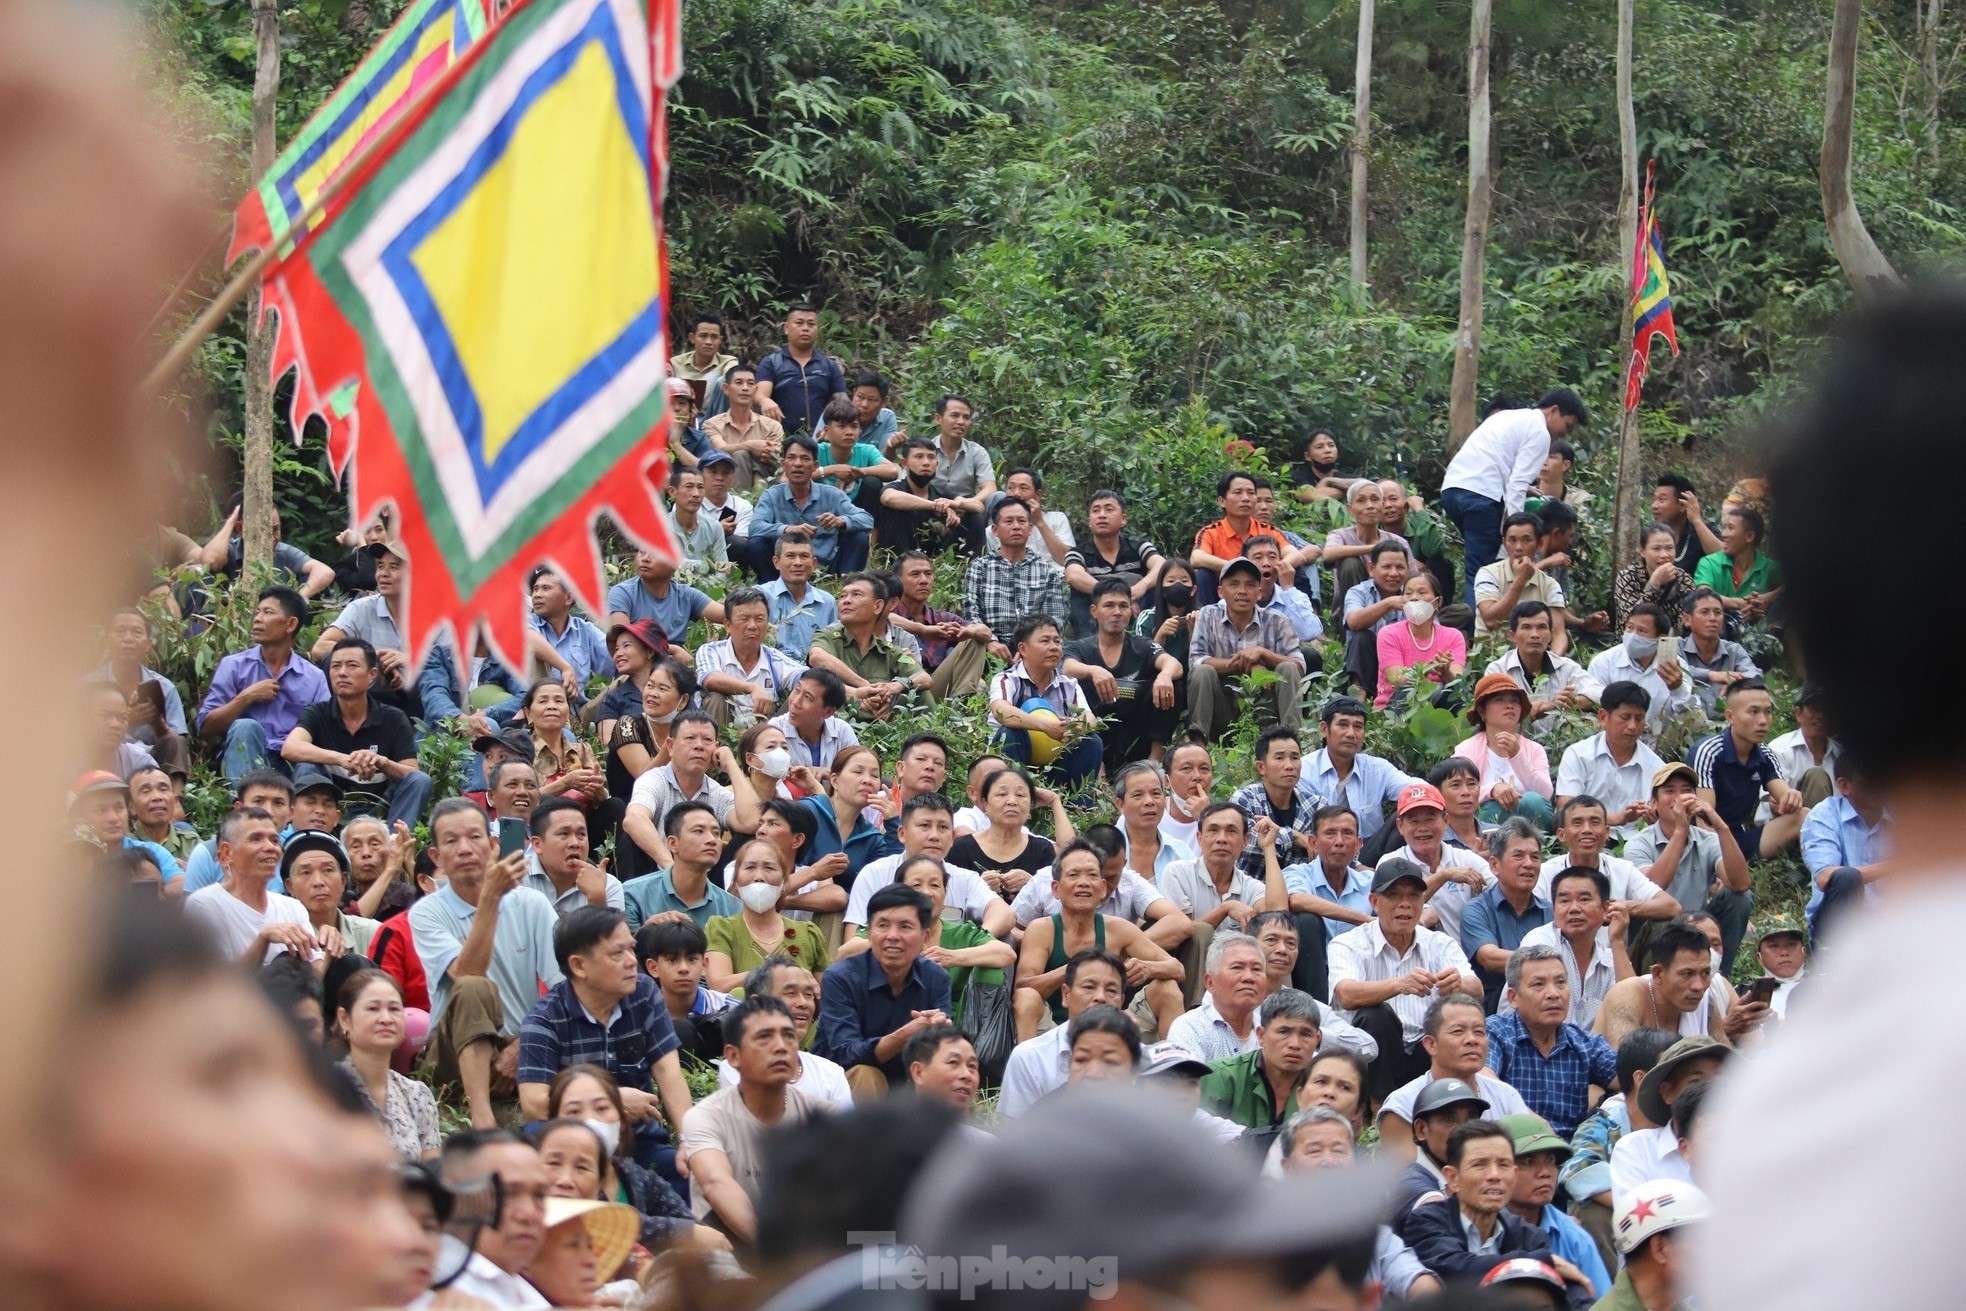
[1447,0,1493,447]
[1611,0,1643,576]
[242,0,281,575]
[1920,0,1943,169]
[1349,0,1376,291]
[1821,0,1903,300]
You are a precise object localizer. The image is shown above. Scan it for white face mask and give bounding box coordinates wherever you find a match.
[583,1118,621,1156]
[752,746,793,779]
[1403,599,1435,625]
[738,881,782,913]
[647,708,678,725]
[1623,633,1660,663]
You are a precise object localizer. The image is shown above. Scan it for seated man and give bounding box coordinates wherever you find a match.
[746,433,875,578]
[1245,532,1324,666]
[638,918,737,1062]
[1231,724,1328,879]
[904,1026,984,1124]
[1553,681,1664,841]
[1163,930,1270,1061]
[1798,764,1888,943]
[1689,679,1812,862]
[699,360,782,490]
[1486,946,1618,1139]
[1012,839,1186,1041]
[878,437,981,558]
[1514,867,1633,1030]
[409,799,564,1128]
[1594,923,1734,1048]
[719,956,853,1107]
[519,797,625,917]
[70,768,183,887]
[196,584,329,784]
[1188,469,1274,605]
[768,669,860,772]
[600,553,720,658]
[1337,540,1409,696]
[756,534,837,661]
[1531,498,1609,642]
[986,466,1075,563]
[1278,1105,1443,1298]
[1323,478,1415,598]
[1585,604,1697,738]
[180,769,295,894]
[622,799,741,929]
[1160,800,1266,941]
[87,605,190,780]
[1474,513,1569,652]
[663,463,730,577]
[694,586,808,729]
[1390,1076,1491,1224]
[1327,858,1482,1107]
[1484,600,1601,733]
[1608,1034,1728,1203]
[1187,556,1304,741]
[1609,1179,1712,1311]
[1748,912,1809,1017]
[1379,782,1491,942]
[807,573,932,720]
[1061,488,1166,640]
[1304,696,1419,845]
[1379,477,1459,611]
[436,1129,553,1308]
[1399,1121,1563,1290]
[1267,805,1372,993]
[1691,502,1782,625]
[812,396,898,518]
[281,638,434,826]
[814,884,953,1098]
[1461,819,1552,1012]
[1677,587,1761,712]
[961,496,1068,653]
[887,550,992,701]
[517,906,694,1147]
[1008,828,1193,956]
[681,994,829,1242]
[1375,991,1530,1161]
[311,536,414,701]
[1497,1113,1613,1300]
[181,806,313,962]
[844,792,1015,939]
[1196,988,1325,1134]
[1624,762,1753,972]
[1533,796,1680,925]
[997,948,1126,1116]
[529,564,614,683]
[986,613,1103,795]
[1063,576,1183,768]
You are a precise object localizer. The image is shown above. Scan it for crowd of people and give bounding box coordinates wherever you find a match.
[76,303,1847,1311]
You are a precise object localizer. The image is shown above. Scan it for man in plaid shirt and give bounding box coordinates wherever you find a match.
[892,550,993,700]
[963,497,1068,653]
[1485,942,1617,1137]
[1188,557,1305,741]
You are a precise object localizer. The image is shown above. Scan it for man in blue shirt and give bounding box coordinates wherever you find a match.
[815,883,952,1097]
[1462,818,1552,1012]
[753,302,847,436]
[746,435,874,578]
[196,585,330,784]
[1799,764,1888,942]
[527,565,612,690]
[603,551,722,651]
[1303,696,1419,843]
[1497,1112,1613,1299]
[1688,679,1808,860]
[1487,944,1617,1138]
[756,535,838,662]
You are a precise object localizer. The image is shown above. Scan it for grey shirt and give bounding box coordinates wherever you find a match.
[933,438,996,499]
[1677,634,1762,713]
[1623,822,1722,914]
[330,592,406,656]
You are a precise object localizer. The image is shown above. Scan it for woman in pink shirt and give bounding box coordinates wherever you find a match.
[1374,570,1466,708]
[1453,672,1555,829]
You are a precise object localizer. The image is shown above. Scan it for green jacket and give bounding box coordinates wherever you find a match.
[1590,1268,1688,1311]
[809,624,923,684]
[1197,1049,1303,1129]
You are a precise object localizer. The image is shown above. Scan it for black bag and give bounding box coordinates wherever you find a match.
[959,968,1016,1088]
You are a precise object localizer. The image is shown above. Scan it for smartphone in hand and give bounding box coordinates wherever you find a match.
[498,817,528,859]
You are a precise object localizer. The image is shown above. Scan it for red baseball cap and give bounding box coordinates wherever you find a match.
[67,770,128,806]
[1395,781,1446,816]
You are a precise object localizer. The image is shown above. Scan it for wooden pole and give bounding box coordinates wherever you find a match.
[1348,0,1376,293]
[1446,0,1494,448]
[242,0,282,574]
[1611,0,1643,577]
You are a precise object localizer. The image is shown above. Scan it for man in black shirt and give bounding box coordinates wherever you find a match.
[877,437,981,556]
[1651,474,1723,576]
[1063,577,1184,768]
[1062,488,1166,639]
[280,637,433,825]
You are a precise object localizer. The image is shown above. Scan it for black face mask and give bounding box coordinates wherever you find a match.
[1161,583,1194,609]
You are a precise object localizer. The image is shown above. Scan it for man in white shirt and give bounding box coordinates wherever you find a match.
[182,806,318,962]
[844,794,1014,937]
[1485,602,1602,732]
[1766,682,1839,791]
[717,957,853,1108]
[1328,858,1482,1106]
[1375,991,1531,1161]
[437,1130,552,1309]
[1163,931,1268,1061]
[1441,388,1587,607]
[1534,796,1680,923]
[1609,1035,1726,1204]
[1159,740,1213,851]
[997,948,1125,1115]
[1553,681,1665,840]
[1510,866,1632,1029]
[1585,604,1697,738]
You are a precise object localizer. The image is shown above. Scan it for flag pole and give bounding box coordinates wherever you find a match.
[1609,160,1653,579]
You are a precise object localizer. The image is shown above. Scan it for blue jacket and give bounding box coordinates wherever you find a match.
[799,795,899,884]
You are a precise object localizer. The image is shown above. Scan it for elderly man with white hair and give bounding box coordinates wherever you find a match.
[1164,929,1376,1064]
[1321,477,1418,599]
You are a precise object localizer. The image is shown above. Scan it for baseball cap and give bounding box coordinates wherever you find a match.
[698,448,736,469]
[292,771,342,799]
[1412,1077,1490,1118]
[1635,1035,1731,1125]
[604,617,671,657]
[1139,1044,1213,1080]
[1395,781,1446,816]
[903,1086,1391,1307]
[67,770,128,806]
[472,727,536,760]
[1370,856,1428,894]
[1496,1112,1570,1161]
[364,537,408,562]
[1650,761,1698,792]
[1218,557,1263,582]
[1480,1258,1567,1300]
[1614,1178,1712,1255]
[1795,683,1828,708]
[279,829,350,883]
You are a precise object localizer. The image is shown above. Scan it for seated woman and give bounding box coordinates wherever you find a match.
[524,1193,641,1308]
[1613,521,1698,635]
[544,1064,725,1251]
[1014,840,1185,1041]
[946,765,1072,902]
[1133,558,1199,670]
[1300,1049,1372,1141]
[333,969,438,1161]
[797,745,898,899]
[1374,568,1466,710]
[703,839,832,991]
[834,854,1015,1025]
[587,618,670,741]
[1064,1004,1142,1085]
[1453,673,1554,830]
[605,657,694,800]
[736,720,798,804]
[524,679,606,804]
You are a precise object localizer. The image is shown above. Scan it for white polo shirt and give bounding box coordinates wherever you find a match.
[1536,852,1660,906]
[1553,731,1665,840]
[1609,1124,1693,1206]
[844,853,1003,926]
[997,1024,1073,1117]
[1379,1069,1531,1127]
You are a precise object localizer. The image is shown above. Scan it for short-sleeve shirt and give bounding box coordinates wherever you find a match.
[1473,561,1566,635]
[693,639,806,719]
[183,884,313,961]
[1688,731,1783,833]
[1159,859,1264,926]
[409,882,564,1033]
[1534,854,1657,905]
[753,349,847,435]
[932,439,996,499]
[1327,920,1475,1045]
[758,580,838,661]
[604,578,712,646]
[1378,1069,1529,1127]
[620,869,740,929]
[628,765,734,834]
[845,855,1002,925]
[1192,518,1276,564]
[1692,549,1783,599]
[809,626,922,685]
[1622,822,1724,914]
[293,698,418,785]
[681,1083,824,1220]
[516,975,680,1092]
[1063,535,1162,591]
[329,593,406,655]
[1341,580,1405,634]
[1064,633,1167,714]
[1190,602,1302,669]
[986,659,1089,730]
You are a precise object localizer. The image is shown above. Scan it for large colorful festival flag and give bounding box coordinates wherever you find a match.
[227,0,492,264]
[236,0,684,675]
[1624,160,1680,411]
